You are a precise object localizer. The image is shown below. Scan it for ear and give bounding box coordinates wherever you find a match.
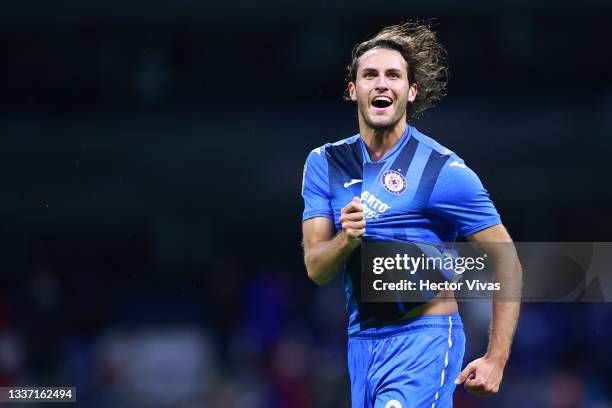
[348,82,357,101]
[408,83,419,103]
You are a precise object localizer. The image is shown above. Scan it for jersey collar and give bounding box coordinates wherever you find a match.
[358,125,413,163]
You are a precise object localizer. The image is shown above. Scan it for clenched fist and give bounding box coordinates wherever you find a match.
[340,197,366,247]
[455,355,506,396]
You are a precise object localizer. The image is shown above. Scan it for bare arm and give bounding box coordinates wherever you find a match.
[455,223,522,395]
[302,197,365,286]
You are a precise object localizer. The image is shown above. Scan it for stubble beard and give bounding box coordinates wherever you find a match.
[357,98,408,132]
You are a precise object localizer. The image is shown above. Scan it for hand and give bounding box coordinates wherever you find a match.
[339,197,365,247]
[455,354,506,396]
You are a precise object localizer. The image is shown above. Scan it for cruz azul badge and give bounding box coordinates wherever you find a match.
[381,170,407,195]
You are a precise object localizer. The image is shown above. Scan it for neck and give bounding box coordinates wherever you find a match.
[359,115,408,162]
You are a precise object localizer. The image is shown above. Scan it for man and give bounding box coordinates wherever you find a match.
[301,22,521,407]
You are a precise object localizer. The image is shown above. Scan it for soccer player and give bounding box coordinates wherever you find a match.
[301,22,522,407]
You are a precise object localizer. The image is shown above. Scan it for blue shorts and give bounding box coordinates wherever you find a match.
[348,313,465,408]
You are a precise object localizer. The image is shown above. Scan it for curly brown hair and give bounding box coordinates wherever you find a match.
[344,21,449,120]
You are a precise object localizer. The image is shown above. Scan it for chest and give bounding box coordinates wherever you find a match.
[328,159,429,228]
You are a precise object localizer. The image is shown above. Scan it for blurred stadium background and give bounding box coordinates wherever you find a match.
[1,0,612,406]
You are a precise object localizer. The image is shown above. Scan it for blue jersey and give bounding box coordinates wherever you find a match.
[302,125,501,334]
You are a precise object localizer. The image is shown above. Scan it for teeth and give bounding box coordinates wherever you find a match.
[373,96,392,103]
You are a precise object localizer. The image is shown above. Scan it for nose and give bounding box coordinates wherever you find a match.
[374,74,389,91]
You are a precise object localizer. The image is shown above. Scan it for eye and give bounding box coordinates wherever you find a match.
[364,71,376,79]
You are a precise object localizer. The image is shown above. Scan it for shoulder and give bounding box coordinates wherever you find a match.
[310,134,360,155]
[305,134,361,164]
[411,127,471,177]
[409,127,484,190]
[410,127,457,158]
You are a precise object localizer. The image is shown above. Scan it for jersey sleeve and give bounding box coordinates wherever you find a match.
[429,157,501,237]
[301,148,333,221]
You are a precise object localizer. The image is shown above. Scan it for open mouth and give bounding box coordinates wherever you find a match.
[371,96,393,109]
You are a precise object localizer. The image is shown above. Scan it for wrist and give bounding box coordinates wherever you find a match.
[484,350,509,366]
[339,230,362,249]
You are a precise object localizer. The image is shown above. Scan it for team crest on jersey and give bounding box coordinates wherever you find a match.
[381,170,406,195]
